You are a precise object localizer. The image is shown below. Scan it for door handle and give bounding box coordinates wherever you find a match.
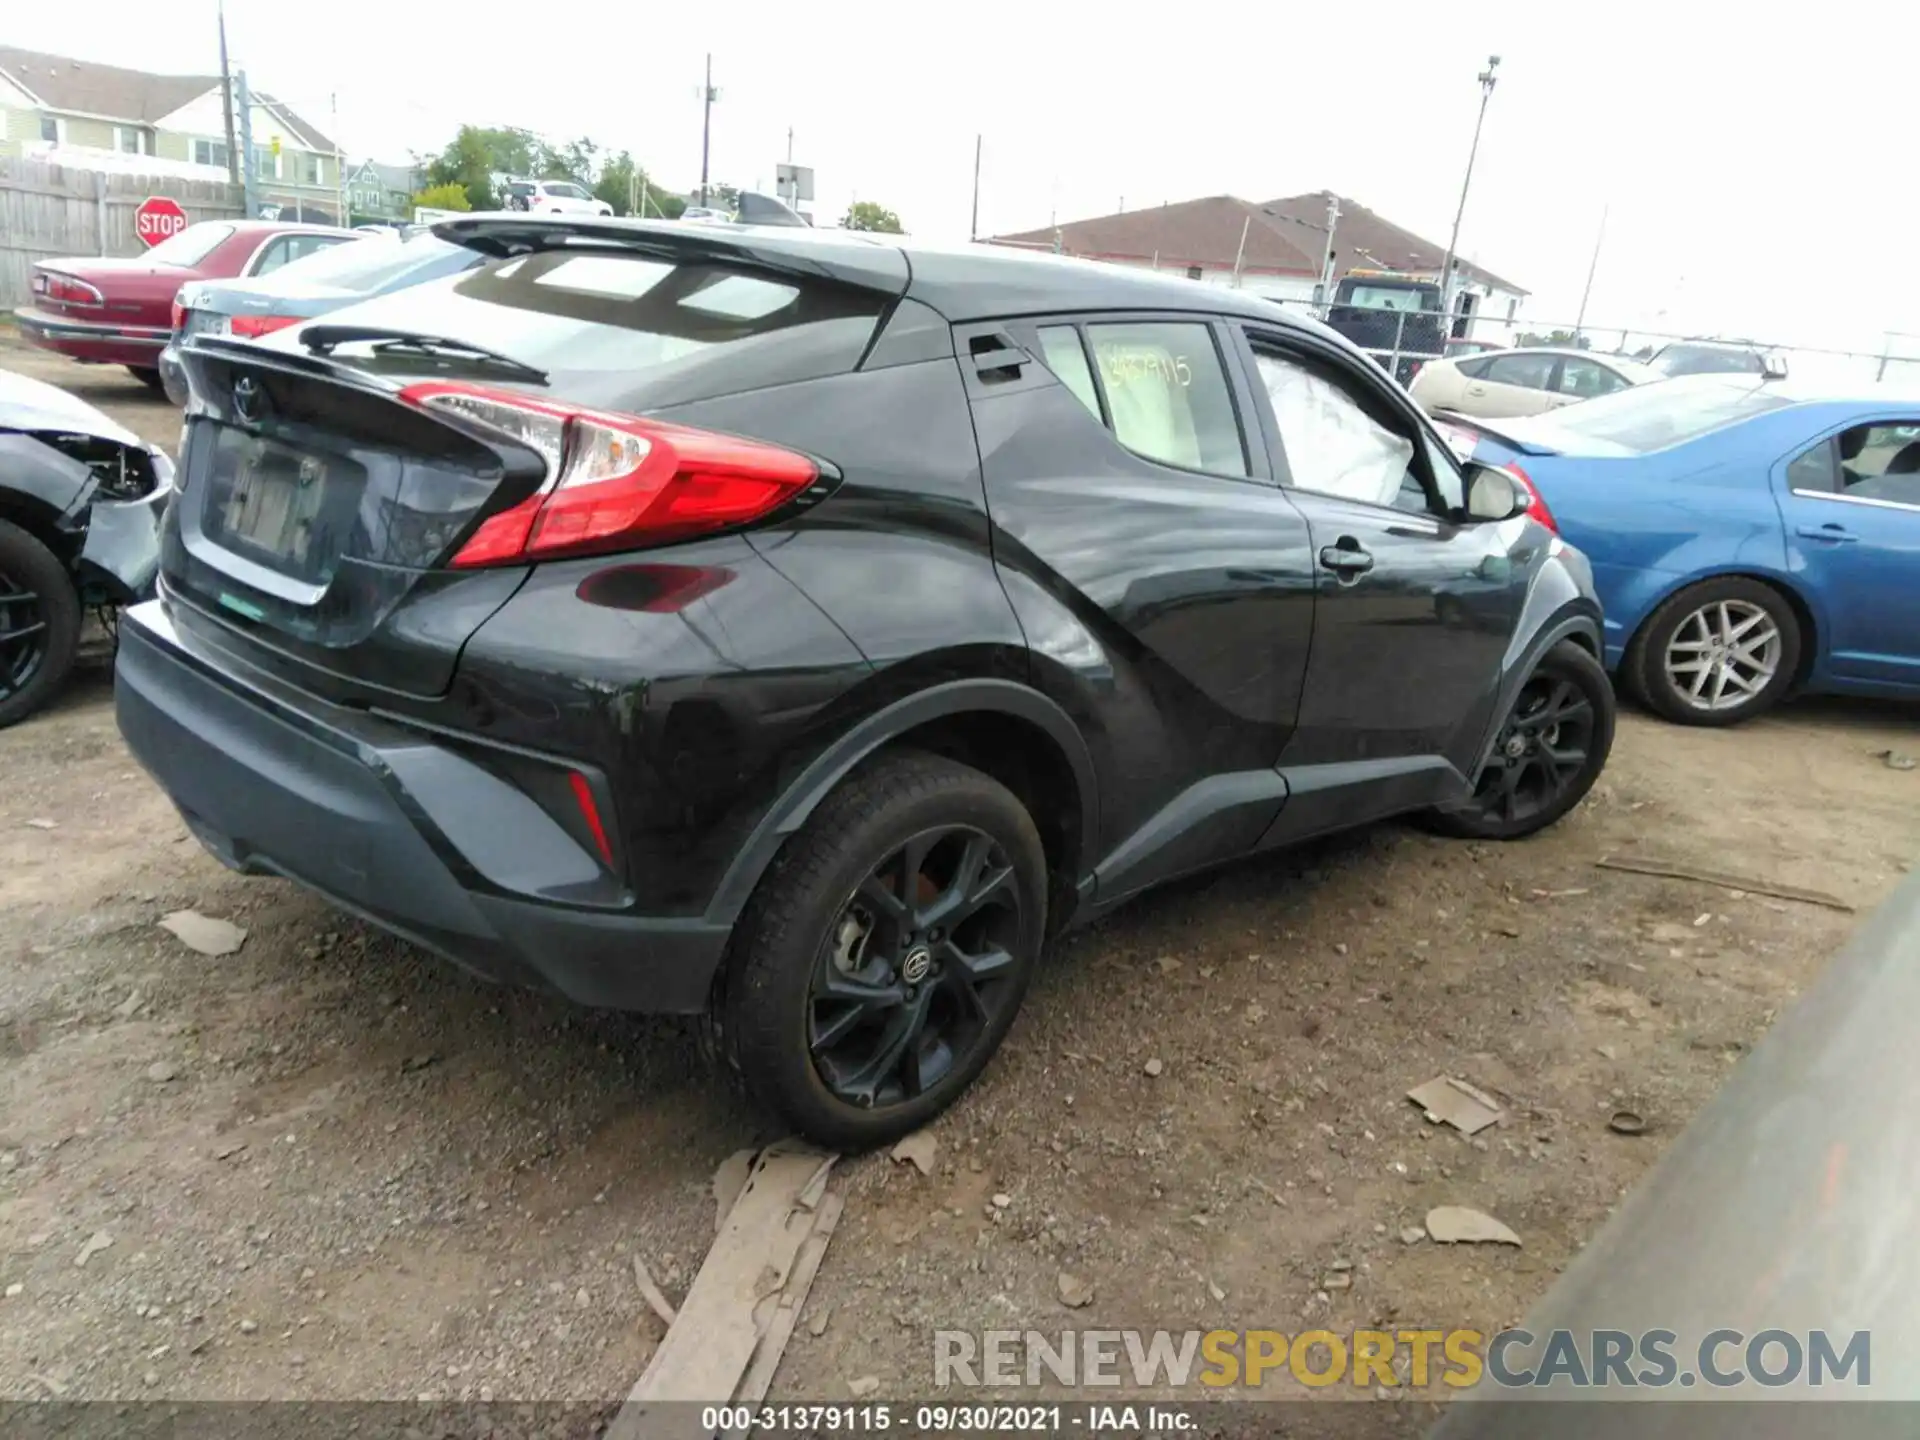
[1466,383,1487,396]
[1319,542,1375,577]
[1796,523,1858,544]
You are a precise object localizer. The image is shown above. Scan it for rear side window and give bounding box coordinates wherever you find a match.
[298,248,888,407]
[1036,326,1101,418]
[1083,322,1247,477]
[1485,352,1556,389]
[1455,356,1493,379]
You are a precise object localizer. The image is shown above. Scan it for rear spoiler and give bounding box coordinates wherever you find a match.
[427,215,907,297]
[1430,409,1563,457]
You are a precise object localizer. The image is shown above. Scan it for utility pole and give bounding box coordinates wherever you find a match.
[1317,191,1341,305]
[235,68,256,218]
[969,134,981,241]
[331,92,346,225]
[697,54,717,208]
[1574,201,1609,339]
[217,0,240,188]
[1439,55,1500,331]
[1230,214,1251,288]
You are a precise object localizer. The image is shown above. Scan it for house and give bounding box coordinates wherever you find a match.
[990,191,1528,341]
[343,159,418,223]
[0,46,343,222]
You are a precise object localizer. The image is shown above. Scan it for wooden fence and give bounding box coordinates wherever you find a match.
[0,157,243,309]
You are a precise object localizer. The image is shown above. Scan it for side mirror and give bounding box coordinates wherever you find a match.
[1464,463,1530,522]
[1761,351,1789,380]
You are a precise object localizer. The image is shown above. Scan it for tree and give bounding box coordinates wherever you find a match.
[592,151,681,218]
[421,126,505,211]
[411,182,471,214]
[841,200,903,233]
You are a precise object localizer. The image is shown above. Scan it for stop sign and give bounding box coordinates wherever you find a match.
[133,196,189,248]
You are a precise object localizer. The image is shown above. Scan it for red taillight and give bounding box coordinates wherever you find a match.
[44,273,103,306]
[1501,462,1559,534]
[568,771,615,866]
[229,314,298,339]
[398,380,819,567]
[170,298,185,333]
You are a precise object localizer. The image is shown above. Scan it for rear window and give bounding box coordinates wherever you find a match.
[147,222,233,268]
[1648,345,1764,378]
[1525,376,1791,454]
[1343,284,1436,312]
[507,183,536,197]
[271,231,470,289]
[300,247,888,406]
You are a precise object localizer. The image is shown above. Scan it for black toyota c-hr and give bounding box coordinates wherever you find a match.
[117,217,1614,1148]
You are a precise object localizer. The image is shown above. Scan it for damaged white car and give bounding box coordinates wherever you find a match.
[0,371,172,726]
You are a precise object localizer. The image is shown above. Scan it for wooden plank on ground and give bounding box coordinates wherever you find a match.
[732,1191,844,1436]
[606,1143,836,1440]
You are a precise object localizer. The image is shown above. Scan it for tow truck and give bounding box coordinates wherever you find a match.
[1323,269,1450,385]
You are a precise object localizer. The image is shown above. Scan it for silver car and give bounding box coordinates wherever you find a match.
[160,229,487,405]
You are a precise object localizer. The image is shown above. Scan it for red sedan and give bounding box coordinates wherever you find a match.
[14,220,353,390]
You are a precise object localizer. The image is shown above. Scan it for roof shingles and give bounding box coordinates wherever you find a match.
[0,46,335,156]
[993,190,1524,295]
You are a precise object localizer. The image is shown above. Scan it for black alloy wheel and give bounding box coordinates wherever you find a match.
[719,751,1048,1150]
[1425,640,1616,841]
[809,825,1024,1110]
[0,575,49,699]
[0,520,81,729]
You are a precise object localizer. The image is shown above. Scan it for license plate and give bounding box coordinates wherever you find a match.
[221,438,329,566]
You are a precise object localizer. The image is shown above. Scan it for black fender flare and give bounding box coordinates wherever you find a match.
[1466,604,1604,779]
[704,678,1100,925]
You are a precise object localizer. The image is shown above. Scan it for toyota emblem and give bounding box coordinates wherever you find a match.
[232,375,264,422]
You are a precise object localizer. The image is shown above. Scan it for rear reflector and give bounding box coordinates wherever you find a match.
[1501,462,1559,533]
[398,380,818,566]
[568,771,615,866]
[229,314,299,339]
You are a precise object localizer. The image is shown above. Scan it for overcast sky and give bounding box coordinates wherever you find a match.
[11,1,1915,363]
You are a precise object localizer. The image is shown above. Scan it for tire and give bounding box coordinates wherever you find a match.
[127,366,165,392]
[1625,577,1800,726]
[718,750,1048,1150]
[1425,640,1616,841]
[0,519,82,729]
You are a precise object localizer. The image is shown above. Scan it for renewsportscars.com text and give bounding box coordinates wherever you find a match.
[934,1327,1871,1390]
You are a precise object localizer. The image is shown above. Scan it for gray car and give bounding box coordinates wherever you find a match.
[159,228,487,404]
[0,368,172,725]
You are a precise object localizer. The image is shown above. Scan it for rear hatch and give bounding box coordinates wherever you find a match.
[160,346,546,696]
[160,222,906,701]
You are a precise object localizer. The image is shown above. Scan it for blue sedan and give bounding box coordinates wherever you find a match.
[1433,375,1920,724]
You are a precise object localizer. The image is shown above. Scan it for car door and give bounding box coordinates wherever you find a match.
[968,313,1318,889]
[1229,322,1534,825]
[1460,351,1559,418]
[1777,420,1920,689]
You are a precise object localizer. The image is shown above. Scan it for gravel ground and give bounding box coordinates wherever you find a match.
[1,336,1915,1411]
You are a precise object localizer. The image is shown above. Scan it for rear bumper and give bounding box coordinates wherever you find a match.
[113,600,729,1013]
[14,306,169,367]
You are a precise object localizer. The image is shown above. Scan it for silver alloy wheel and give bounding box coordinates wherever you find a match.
[1663,599,1782,712]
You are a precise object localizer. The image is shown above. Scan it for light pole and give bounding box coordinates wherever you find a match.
[697,54,719,208]
[1439,54,1500,335]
